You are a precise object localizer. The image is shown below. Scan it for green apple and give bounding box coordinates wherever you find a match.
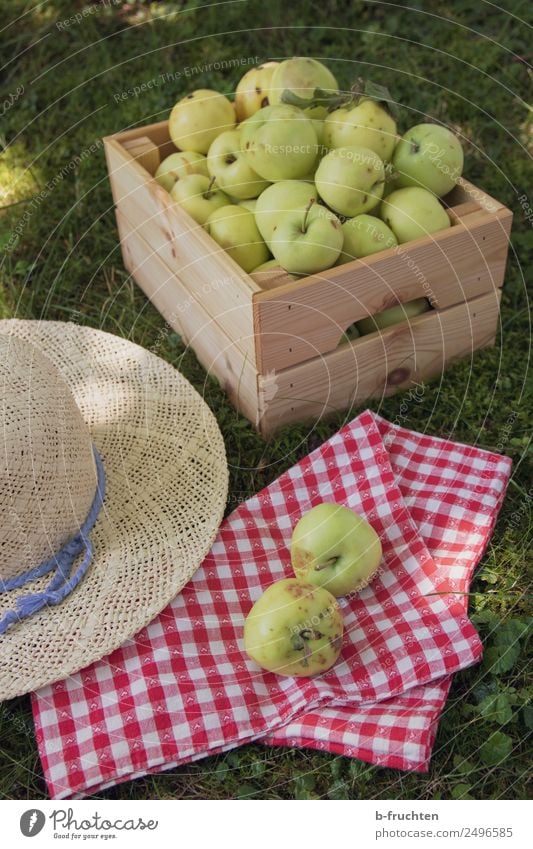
[356,297,430,335]
[207,129,270,199]
[268,57,339,119]
[312,118,326,149]
[341,324,361,342]
[336,214,397,264]
[171,174,230,225]
[204,204,269,272]
[241,104,318,181]
[235,61,279,122]
[154,151,209,192]
[238,198,258,212]
[270,200,343,274]
[255,180,317,245]
[168,89,235,153]
[392,123,464,196]
[315,145,386,217]
[254,180,318,245]
[324,99,397,162]
[251,259,285,273]
[243,578,343,677]
[380,187,451,243]
[291,502,382,597]
[382,172,402,198]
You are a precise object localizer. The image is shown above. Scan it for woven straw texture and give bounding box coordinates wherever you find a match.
[0,334,97,582]
[0,320,228,701]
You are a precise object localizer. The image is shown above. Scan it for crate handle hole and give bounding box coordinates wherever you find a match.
[336,324,362,348]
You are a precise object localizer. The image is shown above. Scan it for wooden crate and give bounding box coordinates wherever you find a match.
[104,121,512,437]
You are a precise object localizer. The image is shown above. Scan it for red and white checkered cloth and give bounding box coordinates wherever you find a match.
[31,410,511,797]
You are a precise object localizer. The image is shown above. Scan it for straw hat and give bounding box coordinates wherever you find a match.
[0,319,228,701]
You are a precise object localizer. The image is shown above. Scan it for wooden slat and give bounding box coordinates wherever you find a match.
[253,206,512,373]
[122,136,160,176]
[109,120,176,159]
[104,135,260,367]
[257,290,501,437]
[444,179,506,213]
[447,201,480,223]
[115,208,259,423]
[250,267,296,290]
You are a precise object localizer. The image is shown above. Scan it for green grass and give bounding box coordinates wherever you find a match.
[0,0,531,800]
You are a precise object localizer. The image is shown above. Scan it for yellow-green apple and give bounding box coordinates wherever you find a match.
[234,61,279,122]
[356,297,430,335]
[254,180,318,245]
[341,323,361,342]
[204,204,269,272]
[207,129,270,199]
[291,502,382,597]
[324,99,397,162]
[336,214,397,264]
[241,104,318,181]
[392,123,463,196]
[311,118,326,149]
[238,198,258,212]
[315,145,386,217]
[155,151,209,192]
[270,200,343,274]
[251,259,285,273]
[380,187,450,243]
[268,57,339,119]
[243,578,343,677]
[171,174,230,225]
[169,89,235,153]
[382,171,402,198]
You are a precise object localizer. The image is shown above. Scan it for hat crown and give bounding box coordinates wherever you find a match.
[0,334,96,582]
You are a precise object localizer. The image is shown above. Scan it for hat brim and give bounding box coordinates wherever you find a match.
[0,320,228,701]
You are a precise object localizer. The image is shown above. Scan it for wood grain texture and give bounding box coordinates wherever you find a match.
[257,290,502,437]
[253,207,512,373]
[250,267,296,290]
[444,179,507,213]
[122,136,161,176]
[115,208,259,423]
[104,123,509,437]
[104,135,260,367]
[108,120,176,159]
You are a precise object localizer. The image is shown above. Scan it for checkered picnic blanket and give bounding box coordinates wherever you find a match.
[32,410,511,797]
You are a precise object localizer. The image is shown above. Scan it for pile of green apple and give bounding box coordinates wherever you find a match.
[243,502,382,678]
[155,57,464,287]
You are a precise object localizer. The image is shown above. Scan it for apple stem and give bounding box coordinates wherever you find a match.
[315,556,339,572]
[204,175,217,199]
[291,628,323,666]
[302,198,316,233]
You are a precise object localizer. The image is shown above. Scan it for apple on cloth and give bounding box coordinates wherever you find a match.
[30,411,511,798]
[263,415,511,768]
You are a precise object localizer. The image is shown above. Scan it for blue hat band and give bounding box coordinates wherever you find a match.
[0,447,106,635]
